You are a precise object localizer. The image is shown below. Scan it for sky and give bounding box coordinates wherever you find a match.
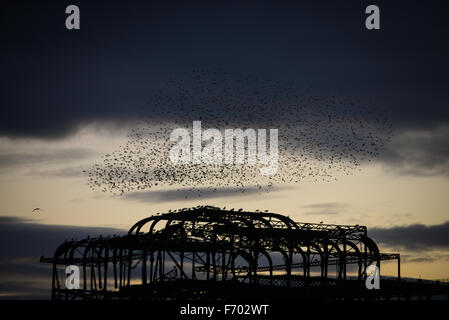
[1,0,449,298]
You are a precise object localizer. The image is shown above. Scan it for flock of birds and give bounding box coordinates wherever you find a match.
[86,70,393,197]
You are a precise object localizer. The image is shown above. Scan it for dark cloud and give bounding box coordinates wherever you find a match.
[1,0,448,138]
[405,257,437,264]
[125,186,288,203]
[396,253,449,264]
[0,216,125,259]
[0,257,52,299]
[0,216,125,299]
[378,126,449,177]
[370,221,449,251]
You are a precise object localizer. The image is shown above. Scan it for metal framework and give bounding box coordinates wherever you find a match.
[43,205,441,300]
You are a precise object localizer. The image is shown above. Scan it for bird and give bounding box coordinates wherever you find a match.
[32,208,41,213]
[84,70,393,198]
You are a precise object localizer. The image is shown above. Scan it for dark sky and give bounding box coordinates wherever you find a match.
[1,0,449,138]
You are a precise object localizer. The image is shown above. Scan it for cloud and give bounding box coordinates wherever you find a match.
[395,253,449,264]
[0,217,125,259]
[301,202,347,216]
[405,257,436,263]
[301,202,347,209]
[370,221,449,251]
[0,216,126,299]
[379,125,449,177]
[0,257,52,299]
[0,148,93,170]
[125,186,288,203]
